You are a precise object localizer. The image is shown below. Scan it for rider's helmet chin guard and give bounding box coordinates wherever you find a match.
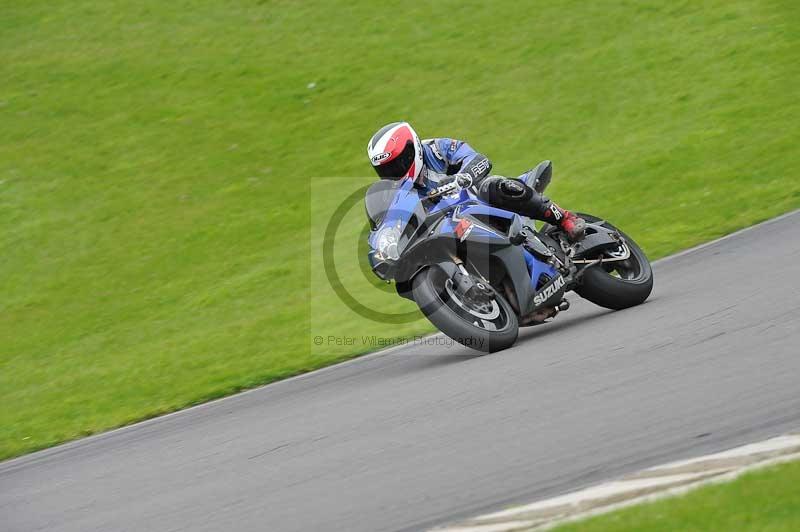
[367,122,423,182]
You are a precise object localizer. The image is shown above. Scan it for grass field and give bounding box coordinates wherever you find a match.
[555,459,800,531]
[2,0,799,460]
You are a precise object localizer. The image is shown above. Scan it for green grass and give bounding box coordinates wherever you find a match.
[1,0,799,460]
[555,459,800,531]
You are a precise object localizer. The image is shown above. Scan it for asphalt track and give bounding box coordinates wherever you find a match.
[2,211,800,532]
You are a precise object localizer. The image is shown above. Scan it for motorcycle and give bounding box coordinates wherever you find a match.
[365,161,653,352]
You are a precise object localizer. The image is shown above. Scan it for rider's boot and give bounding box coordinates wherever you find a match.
[541,202,586,242]
[559,210,587,242]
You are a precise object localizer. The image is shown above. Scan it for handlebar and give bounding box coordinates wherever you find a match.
[426,174,474,199]
[426,180,461,199]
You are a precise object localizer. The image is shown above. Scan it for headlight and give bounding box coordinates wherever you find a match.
[374,224,401,261]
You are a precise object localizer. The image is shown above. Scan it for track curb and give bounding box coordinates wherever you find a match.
[434,434,800,531]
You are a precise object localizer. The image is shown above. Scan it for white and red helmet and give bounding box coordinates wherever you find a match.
[367,122,423,180]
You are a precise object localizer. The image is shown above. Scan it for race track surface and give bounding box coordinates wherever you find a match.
[2,211,800,532]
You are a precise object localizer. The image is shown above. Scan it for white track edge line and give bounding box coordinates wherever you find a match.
[536,451,800,531]
[436,434,800,532]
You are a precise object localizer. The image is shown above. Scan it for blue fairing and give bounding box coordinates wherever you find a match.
[454,203,558,287]
[368,178,418,250]
[368,177,559,303]
[458,203,517,221]
[523,249,558,290]
[428,188,470,214]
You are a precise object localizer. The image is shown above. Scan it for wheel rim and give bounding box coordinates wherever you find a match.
[600,241,647,282]
[444,279,501,320]
[577,216,649,284]
[430,269,511,332]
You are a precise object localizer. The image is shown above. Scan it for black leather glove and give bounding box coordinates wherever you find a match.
[454,173,473,188]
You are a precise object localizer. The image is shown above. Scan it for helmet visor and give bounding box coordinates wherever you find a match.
[374,140,415,180]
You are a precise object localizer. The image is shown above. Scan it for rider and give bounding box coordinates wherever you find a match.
[367,121,586,241]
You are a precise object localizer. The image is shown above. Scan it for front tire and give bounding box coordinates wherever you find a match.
[573,214,654,310]
[412,267,518,353]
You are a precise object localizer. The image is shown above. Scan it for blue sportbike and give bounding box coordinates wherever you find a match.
[365,162,653,352]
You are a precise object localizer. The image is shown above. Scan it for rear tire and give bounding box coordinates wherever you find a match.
[573,214,653,310]
[412,267,518,353]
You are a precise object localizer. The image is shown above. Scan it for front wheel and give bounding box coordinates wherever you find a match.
[573,214,654,310]
[412,266,518,353]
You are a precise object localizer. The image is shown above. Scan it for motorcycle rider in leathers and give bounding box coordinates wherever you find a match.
[367,122,586,241]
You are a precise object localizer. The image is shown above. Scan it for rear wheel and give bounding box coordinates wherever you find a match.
[573,214,653,310]
[412,266,518,353]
